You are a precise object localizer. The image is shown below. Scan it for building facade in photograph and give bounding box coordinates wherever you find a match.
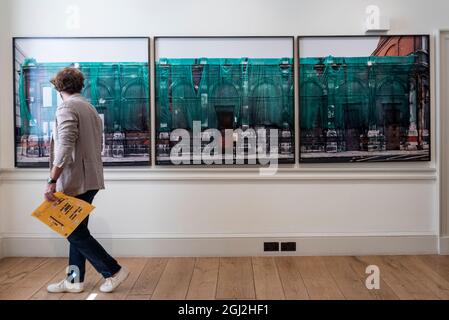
[16,60,150,167]
[300,35,430,162]
[155,58,295,165]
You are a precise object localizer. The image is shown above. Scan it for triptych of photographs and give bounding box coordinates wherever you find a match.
[13,35,431,167]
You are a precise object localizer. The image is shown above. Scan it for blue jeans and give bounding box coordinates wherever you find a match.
[67,190,121,282]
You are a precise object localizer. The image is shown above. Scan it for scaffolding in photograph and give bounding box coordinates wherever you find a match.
[17,60,150,161]
[155,58,295,163]
[300,53,430,160]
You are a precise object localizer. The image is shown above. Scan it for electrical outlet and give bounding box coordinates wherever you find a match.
[264,242,280,252]
[281,242,296,252]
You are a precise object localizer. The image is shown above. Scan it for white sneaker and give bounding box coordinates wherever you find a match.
[99,267,129,293]
[47,279,84,293]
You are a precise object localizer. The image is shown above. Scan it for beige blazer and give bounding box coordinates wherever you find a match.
[50,94,105,196]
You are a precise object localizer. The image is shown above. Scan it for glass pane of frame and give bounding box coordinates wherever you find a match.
[13,37,151,167]
[155,37,295,166]
[298,35,431,163]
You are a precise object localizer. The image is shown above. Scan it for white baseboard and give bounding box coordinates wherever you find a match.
[439,236,449,255]
[1,235,438,257]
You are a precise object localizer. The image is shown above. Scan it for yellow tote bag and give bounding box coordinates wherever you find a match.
[31,192,95,238]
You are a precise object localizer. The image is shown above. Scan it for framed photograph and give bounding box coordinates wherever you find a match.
[13,37,151,167]
[154,36,295,166]
[299,35,431,163]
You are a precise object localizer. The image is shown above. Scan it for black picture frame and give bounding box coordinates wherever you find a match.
[297,34,432,163]
[12,36,152,168]
[153,36,296,167]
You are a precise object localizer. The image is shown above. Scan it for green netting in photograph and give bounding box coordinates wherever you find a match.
[300,55,415,130]
[155,58,294,132]
[18,61,150,136]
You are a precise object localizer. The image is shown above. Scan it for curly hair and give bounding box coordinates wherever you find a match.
[50,67,85,94]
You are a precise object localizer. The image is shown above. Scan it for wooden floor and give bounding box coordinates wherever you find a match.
[1,256,449,300]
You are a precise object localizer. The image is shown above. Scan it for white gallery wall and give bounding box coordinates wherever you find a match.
[439,30,449,254]
[0,0,448,257]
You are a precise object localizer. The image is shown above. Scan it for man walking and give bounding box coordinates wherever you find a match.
[45,67,129,294]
